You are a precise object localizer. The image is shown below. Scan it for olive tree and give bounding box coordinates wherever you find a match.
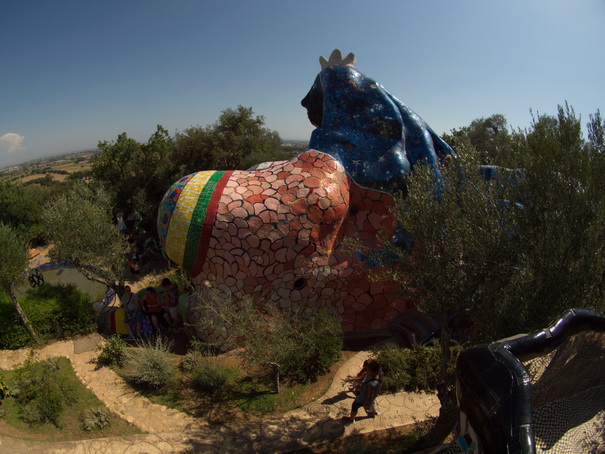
[93,125,175,220]
[488,104,605,334]
[384,104,605,449]
[442,114,517,166]
[42,182,129,288]
[173,105,286,173]
[0,223,38,341]
[190,287,343,389]
[392,147,518,410]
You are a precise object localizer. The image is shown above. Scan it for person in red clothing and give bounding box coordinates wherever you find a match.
[143,287,170,332]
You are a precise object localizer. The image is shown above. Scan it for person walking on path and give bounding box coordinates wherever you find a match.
[343,359,382,422]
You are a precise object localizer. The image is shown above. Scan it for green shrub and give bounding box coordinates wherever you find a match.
[0,380,13,399]
[278,309,343,383]
[0,283,96,349]
[12,355,77,427]
[0,298,30,350]
[181,349,205,372]
[244,308,343,384]
[373,340,462,394]
[162,268,195,294]
[80,407,111,431]
[97,335,127,367]
[20,283,96,340]
[125,336,175,389]
[191,364,229,395]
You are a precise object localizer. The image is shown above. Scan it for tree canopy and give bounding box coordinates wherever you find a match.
[442,114,516,166]
[379,104,605,441]
[173,105,286,172]
[42,182,129,288]
[398,104,605,342]
[0,183,45,244]
[92,125,175,219]
[92,106,288,224]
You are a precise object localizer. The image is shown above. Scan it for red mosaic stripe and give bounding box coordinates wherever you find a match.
[189,170,233,277]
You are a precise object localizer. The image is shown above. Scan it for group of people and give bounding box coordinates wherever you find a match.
[343,359,383,423]
[121,278,182,340]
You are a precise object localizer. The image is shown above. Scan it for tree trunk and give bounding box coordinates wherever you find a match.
[414,310,457,450]
[437,311,453,409]
[77,266,115,288]
[9,289,39,343]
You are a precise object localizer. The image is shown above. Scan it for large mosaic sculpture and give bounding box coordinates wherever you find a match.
[158,50,451,339]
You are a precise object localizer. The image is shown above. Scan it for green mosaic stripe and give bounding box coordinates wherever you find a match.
[182,171,224,272]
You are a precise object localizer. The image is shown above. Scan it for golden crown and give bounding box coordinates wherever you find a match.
[319,49,356,70]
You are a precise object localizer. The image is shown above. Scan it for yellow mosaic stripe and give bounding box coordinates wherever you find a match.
[165,171,215,265]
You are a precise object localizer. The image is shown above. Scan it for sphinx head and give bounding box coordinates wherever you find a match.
[301,49,451,196]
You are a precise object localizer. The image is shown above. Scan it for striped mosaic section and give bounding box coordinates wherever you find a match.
[157,173,194,250]
[189,170,233,277]
[182,171,226,272]
[163,171,216,266]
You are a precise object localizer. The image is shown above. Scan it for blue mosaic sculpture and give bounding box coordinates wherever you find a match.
[301,49,452,195]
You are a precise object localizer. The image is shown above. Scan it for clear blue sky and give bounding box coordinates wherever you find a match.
[1,0,604,168]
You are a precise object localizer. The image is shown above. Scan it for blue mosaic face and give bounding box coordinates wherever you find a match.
[302,63,452,196]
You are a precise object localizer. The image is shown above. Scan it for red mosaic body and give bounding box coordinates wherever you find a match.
[160,149,411,338]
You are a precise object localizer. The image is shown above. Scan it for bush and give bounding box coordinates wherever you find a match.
[97,335,127,367]
[181,349,205,373]
[80,407,111,431]
[0,378,13,419]
[0,380,13,399]
[20,283,96,339]
[194,288,344,384]
[182,338,218,372]
[125,336,176,389]
[0,296,30,350]
[0,283,97,349]
[244,308,343,384]
[280,309,343,383]
[12,355,77,427]
[191,363,229,395]
[163,268,195,294]
[373,340,462,394]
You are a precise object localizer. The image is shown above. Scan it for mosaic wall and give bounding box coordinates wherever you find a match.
[158,50,451,341]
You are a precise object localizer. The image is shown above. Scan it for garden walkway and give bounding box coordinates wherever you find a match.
[0,333,439,453]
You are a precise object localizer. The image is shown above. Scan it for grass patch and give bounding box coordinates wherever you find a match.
[0,356,141,441]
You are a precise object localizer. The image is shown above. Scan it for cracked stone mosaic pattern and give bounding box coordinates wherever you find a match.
[159,150,412,340]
